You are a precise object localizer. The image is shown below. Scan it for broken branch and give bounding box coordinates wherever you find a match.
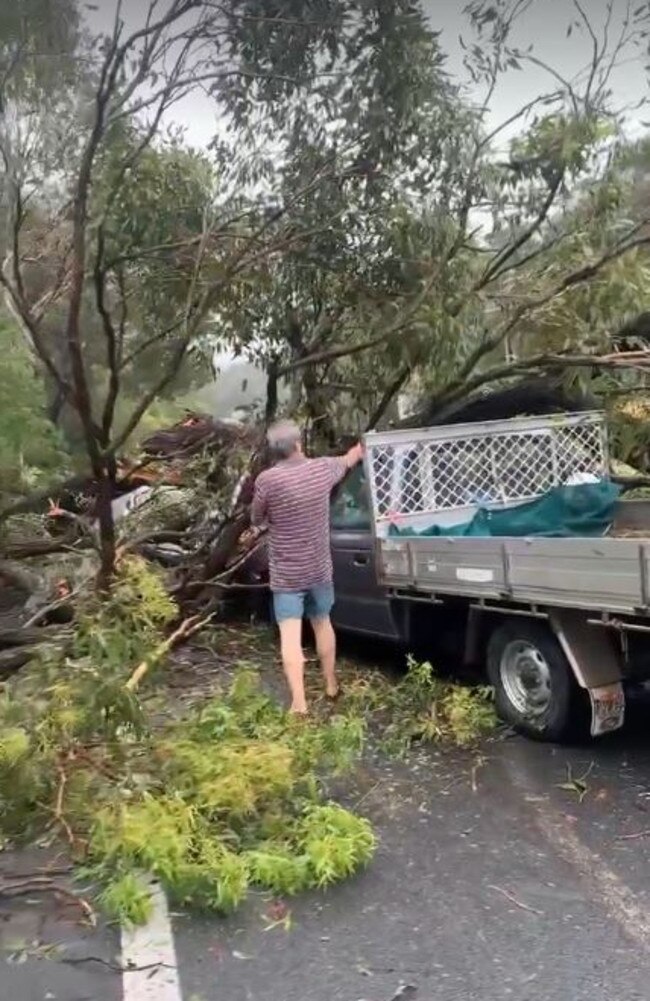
[124,614,212,692]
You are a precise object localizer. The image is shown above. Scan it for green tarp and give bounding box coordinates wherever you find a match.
[388,481,622,539]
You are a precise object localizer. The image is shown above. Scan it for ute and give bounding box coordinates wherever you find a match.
[329,411,650,742]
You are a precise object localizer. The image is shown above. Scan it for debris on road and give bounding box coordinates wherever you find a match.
[557,762,594,803]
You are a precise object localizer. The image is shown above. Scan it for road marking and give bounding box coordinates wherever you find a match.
[534,804,650,949]
[121,880,183,1001]
[503,755,650,951]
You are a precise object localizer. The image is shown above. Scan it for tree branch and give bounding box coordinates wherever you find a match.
[365,365,411,431]
[94,229,119,443]
[278,271,438,377]
[479,172,564,287]
[449,228,650,394]
[430,348,650,417]
[573,0,602,105]
[0,270,73,404]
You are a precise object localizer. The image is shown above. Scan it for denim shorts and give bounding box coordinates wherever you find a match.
[272,584,335,623]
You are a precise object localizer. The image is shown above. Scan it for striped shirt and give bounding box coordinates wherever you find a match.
[252,455,348,592]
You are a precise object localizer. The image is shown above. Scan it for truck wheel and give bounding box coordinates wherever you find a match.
[486,620,581,741]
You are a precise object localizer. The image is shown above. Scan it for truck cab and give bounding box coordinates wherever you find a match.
[330,465,400,641]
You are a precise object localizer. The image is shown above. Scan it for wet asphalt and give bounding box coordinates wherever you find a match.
[173,718,650,1001]
[4,680,650,1000]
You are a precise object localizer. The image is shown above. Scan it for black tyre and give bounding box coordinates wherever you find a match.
[486,619,583,742]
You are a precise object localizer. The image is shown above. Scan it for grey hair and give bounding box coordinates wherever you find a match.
[266,420,302,460]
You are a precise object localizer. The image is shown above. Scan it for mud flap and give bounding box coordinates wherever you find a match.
[549,608,626,737]
[588,682,625,737]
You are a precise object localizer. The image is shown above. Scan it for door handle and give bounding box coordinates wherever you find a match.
[352,554,369,567]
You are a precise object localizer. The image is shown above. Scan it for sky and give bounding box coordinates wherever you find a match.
[430,0,647,141]
[87,0,648,150]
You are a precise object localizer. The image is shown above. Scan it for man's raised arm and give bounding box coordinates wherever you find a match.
[344,441,364,468]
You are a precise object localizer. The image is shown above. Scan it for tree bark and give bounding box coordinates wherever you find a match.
[0,649,33,678]
[0,535,78,560]
[365,365,410,431]
[94,466,116,591]
[264,357,279,427]
[302,367,337,451]
[47,384,66,426]
[0,626,62,648]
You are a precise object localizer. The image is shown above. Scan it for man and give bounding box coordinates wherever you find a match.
[251,421,364,715]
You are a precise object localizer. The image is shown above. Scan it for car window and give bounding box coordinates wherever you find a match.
[330,464,372,530]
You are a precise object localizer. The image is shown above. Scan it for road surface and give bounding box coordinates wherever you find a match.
[4,690,650,1001]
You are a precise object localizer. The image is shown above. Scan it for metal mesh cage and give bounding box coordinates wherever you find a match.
[364,412,608,522]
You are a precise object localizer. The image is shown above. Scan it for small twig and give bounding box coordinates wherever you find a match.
[470,755,486,793]
[219,535,267,578]
[23,578,91,628]
[0,878,96,926]
[44,508,100,553]
[557,761,594,803]
[72,746,121,782]
[54,760,74,846]
[59,955,177,973]
[170,537,268,594]
[116,529,190,561]
[488,884,544,916]
[2,865,74,879]
[45,752,85,851]
[616,829,650,841]
[354,780,383,809]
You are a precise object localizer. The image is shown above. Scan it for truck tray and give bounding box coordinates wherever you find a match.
[378,535,650,615]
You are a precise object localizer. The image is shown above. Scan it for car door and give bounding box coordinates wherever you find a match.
[330,465,400,639]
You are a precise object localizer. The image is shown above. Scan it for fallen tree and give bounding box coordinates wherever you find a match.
[0,411,270,672]
[4,365,650,672]
[0,550,498,926]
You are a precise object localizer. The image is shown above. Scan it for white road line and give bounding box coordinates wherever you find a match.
[503,755,650,951]
[121,880,183,1001]
[534,803,650,950]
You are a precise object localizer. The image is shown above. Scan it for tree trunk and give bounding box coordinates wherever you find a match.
[302,367,337,451]
[288,373,302,411]
[94,466,116,591]
[47,384,66,426]
[264,358,279,427]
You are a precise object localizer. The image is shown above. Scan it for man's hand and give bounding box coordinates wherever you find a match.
[240,526,263,549]
[344,441,364,468]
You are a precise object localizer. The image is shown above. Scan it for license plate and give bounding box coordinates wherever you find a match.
[589,683,625,737]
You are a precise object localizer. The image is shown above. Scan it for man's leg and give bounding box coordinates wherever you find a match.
[278,619,308,713]
[309,616,339,698]
[273,592,307,713]
[306,585,338,698]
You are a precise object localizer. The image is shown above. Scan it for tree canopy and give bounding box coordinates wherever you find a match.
[1,0,649,573]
